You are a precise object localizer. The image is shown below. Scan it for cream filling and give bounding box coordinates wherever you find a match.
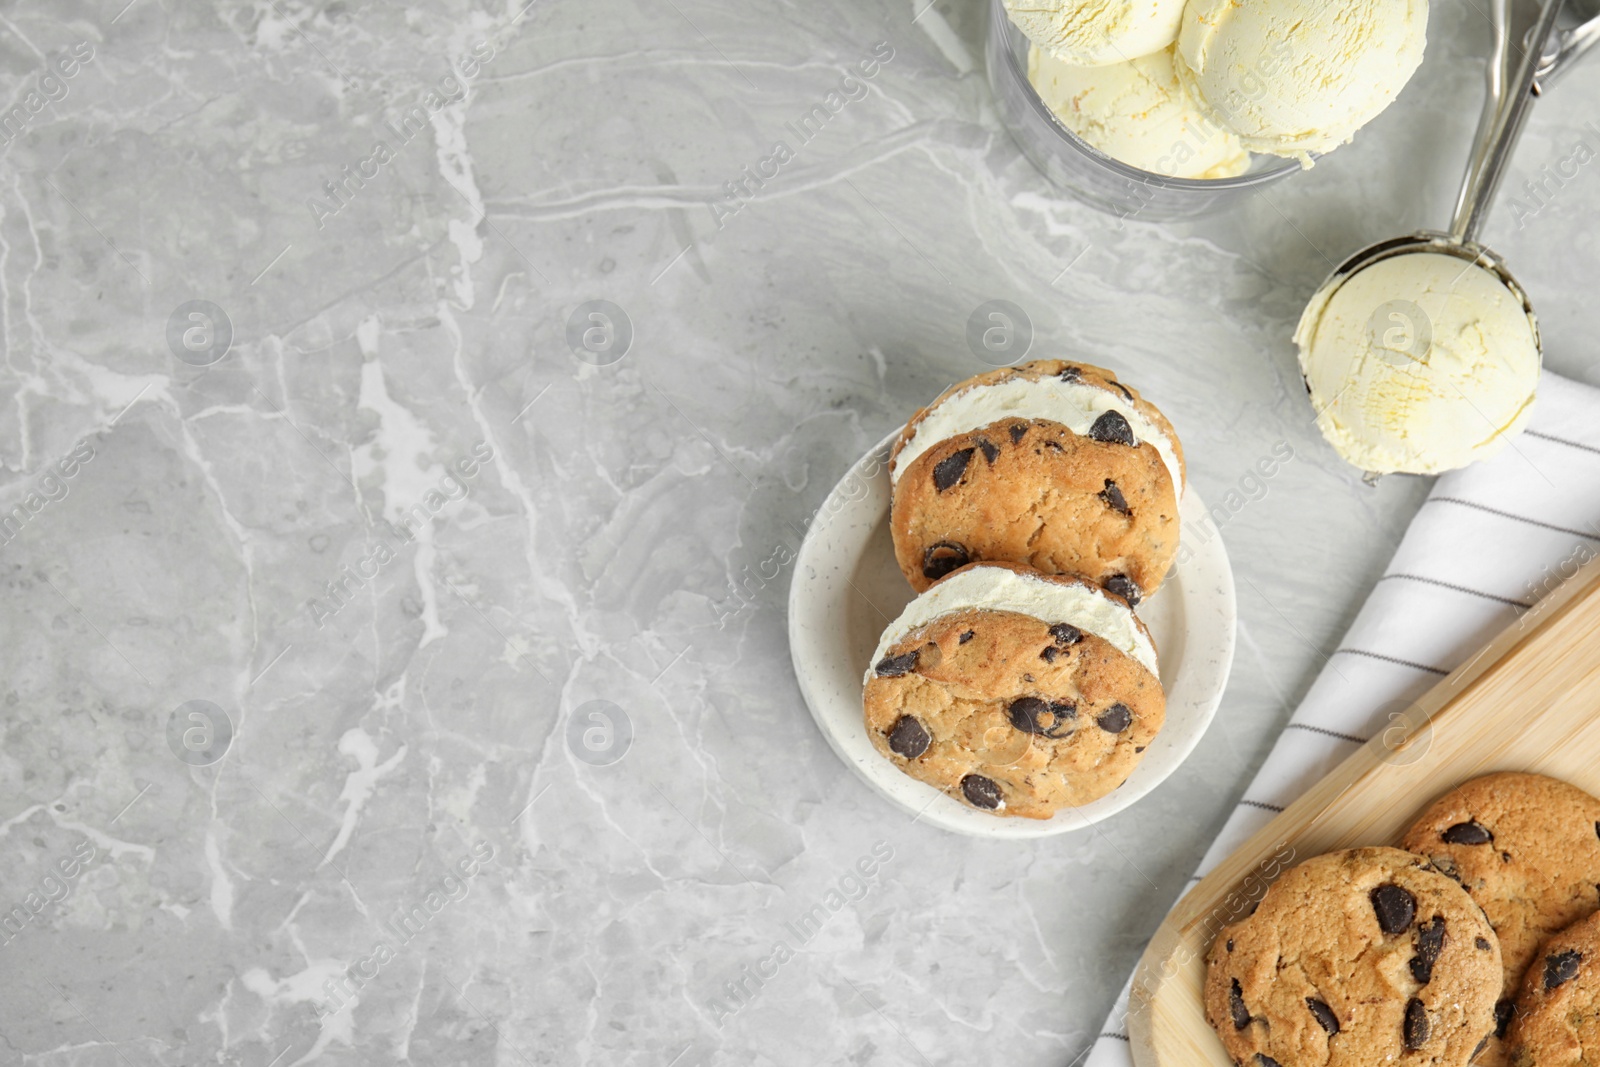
[865,565,1158,684]
[891,376,1184,496]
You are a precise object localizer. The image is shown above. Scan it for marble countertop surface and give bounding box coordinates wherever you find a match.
[2,0,1598,1064]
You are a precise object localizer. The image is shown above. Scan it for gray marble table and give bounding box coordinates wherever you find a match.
[2,1,1597,1064]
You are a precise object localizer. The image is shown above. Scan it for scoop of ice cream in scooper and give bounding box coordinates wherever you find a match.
[1295,0,1596,477]
[1295,246,1539,475]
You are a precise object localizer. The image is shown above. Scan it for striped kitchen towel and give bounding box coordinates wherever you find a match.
[1086,369,1600,1067]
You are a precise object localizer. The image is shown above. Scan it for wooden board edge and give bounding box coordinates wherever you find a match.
[1125,551,1600,1067]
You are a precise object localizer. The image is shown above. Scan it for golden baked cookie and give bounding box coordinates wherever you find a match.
[861,562,1163,818]
[887,359,1185,602]
[1401,772,1600,1060]
[1204,847,1501,1067]
[1506,909,1600,1067]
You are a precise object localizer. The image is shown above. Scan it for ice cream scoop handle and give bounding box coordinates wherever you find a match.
[1538,14,1600,87]
[1451,0,1567,244]
[1452,0,1513,231]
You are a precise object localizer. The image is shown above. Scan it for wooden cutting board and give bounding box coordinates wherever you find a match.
[1130,552,1600,1067]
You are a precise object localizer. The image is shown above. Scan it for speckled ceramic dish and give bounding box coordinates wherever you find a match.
[787,429,1236,838]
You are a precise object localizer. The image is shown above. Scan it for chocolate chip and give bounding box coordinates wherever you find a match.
[1255,1057,1281,1067]
[1044,439,1063,452]
[1472,1037,1488,1060]
[1088,410,1135,446]
[1494,998,1514,1038]
[1226,938,1233,952]
[1096,703,1132,733]
[922,542,969,581]
[1594,820,1599,842]
[1306,998,1339,1035]
[1112,381,1135,402]
[1039,646,1059,663]
[1009,423,1026,444]
[1008,697,1073,738]
[1134,745,1145,753]
[1411,917,1446,985]
[1371,884,1416,935]
[1059,365,1083,383]
[874,651,918,677]
[933,448,974,491]
[1103,574,1141,608]
[1099,479,1131,515]
[960,774,1002,810]
[1229,979,1249,1029]
[1475,937,1491,951]
[887,716,930,758]
[1545,949,1582,990]
[1403,998,1430,1049]
[1049,623,1083,646]
[959,630,975,644]
[974,435,998,464]
[1442,820,1493,845]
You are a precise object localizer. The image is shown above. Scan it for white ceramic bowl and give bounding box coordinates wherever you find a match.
[787,430,1237,838]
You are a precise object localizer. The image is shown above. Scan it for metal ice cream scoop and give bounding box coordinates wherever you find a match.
[1286,0,1600,479]
[1309,0,1585,326]
[1539,0,1600,87]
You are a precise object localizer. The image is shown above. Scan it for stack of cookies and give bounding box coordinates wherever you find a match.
[1203,772,1600,1067]
[861,359,1185,819]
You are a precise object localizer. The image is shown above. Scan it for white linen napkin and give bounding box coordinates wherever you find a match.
[1086,370,1600,1067]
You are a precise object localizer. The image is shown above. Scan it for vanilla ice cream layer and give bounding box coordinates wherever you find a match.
[1295,251,1540,475]
[892,375,1184,496]
[1177,0,1427,161]
[1029,44,1249,180]
[866,566,1158,684]
[1005,0,1185,66]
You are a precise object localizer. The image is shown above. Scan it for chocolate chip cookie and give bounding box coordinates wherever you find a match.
[888,359,1185,601]
[862,562,1163,818]
[1401,772,1600,1059]
[1505,909,1600,1067]
[1205,847,1501,1067]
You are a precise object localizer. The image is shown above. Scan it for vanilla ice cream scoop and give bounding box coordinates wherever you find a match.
[1177,0,1428,161]
[1005,0,1185,66]
[1029,44,1249,179]
[1295,249,1540,475]
[1291,0,1574,477]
